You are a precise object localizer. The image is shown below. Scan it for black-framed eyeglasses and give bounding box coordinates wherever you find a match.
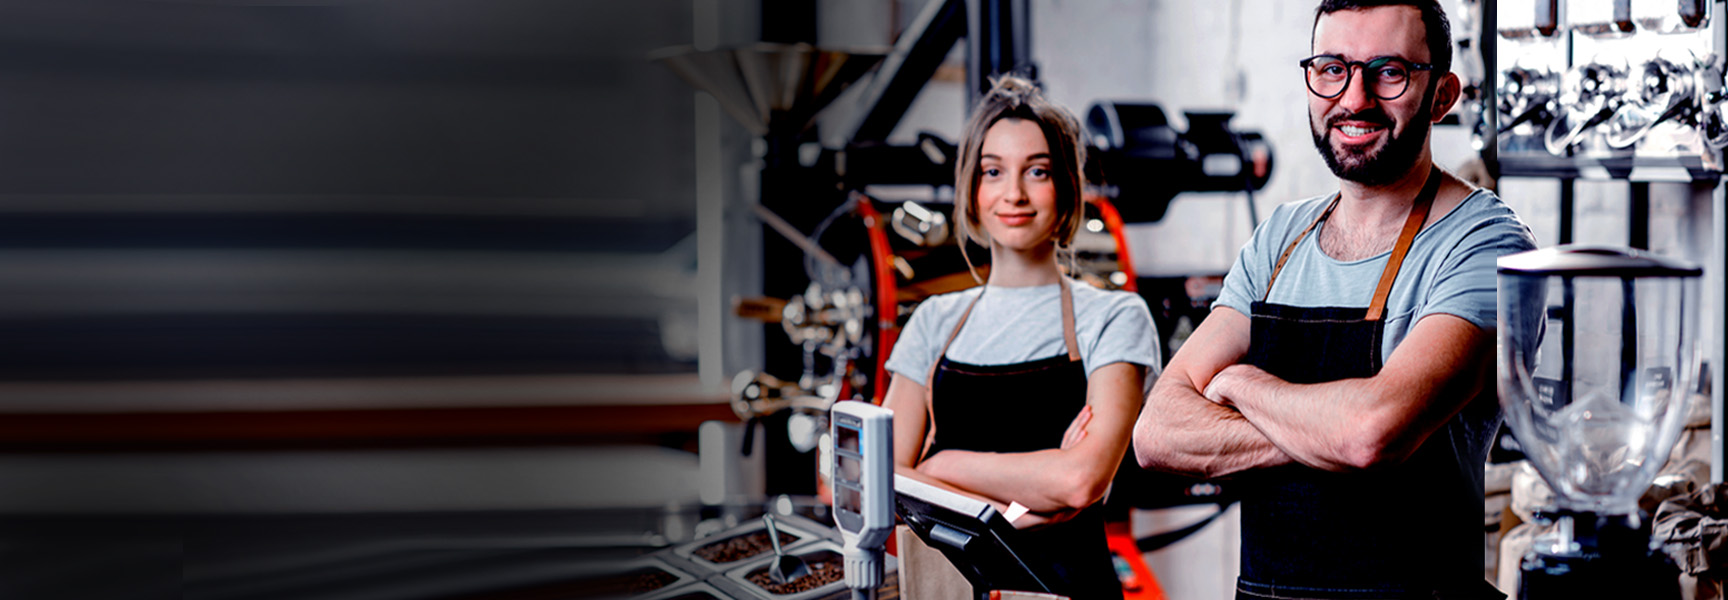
[1299,54,1434,100]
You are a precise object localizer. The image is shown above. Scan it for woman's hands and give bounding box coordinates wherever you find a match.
[900,362,1142,530]
[918,404,1096,484]
[1060,404,1093,449]
[1010,405,1094,529]
[916,405,1097,530]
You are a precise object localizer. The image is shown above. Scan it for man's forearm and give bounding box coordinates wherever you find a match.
[1207,315,1493,472]
[1135,381,1292,479]
[1132,306,1291,479]
[1209,367,1381,471]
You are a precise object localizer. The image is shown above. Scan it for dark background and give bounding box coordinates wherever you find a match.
[0,0,700,380]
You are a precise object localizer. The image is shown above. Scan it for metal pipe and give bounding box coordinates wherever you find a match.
[1630,182,1650,249]
[848,0,967,143]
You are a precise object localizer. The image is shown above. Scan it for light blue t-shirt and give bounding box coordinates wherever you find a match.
[1214,186,1536,501]
[1215,188,1538,361]
[884,278,1162,387]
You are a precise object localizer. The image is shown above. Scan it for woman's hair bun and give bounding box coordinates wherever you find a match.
[985,74,1041,105]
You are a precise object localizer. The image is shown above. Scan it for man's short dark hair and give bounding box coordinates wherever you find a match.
[1313,0,1452,77]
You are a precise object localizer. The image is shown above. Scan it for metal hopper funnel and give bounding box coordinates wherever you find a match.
[652,43,887,138]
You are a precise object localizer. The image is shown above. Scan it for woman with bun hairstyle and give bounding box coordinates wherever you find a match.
[881,75,1161,599]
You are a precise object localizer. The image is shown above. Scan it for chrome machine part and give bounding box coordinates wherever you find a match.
[890,200,949,247]
[1546,57,1630,155]
[1697,54,1728,148]
[1500,64,1560,134]
[1605,50,1697,149]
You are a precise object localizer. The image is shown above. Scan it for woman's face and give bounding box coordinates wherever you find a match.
[975,118,1060,251]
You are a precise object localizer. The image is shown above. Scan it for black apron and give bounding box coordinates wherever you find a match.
[922,278,1123,600]
[1235,168,1487,600]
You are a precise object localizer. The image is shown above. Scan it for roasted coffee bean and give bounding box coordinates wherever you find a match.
[745,551,843,595]
[692,530,799,563]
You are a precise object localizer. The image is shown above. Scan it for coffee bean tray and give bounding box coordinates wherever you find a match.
[601,556,700,598]
[718,540,849,600]
[668,514,828,576]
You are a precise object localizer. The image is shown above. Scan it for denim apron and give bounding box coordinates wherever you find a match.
[922,278,1123,600]
[1235,168,1486,600]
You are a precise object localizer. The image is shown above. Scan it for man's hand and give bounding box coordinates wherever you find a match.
[1202,363,1275,409]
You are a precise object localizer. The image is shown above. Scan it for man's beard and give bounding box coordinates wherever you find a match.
[1310,91,1432,186]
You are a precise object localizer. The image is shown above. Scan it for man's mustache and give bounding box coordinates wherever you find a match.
[1325,108,1393,130]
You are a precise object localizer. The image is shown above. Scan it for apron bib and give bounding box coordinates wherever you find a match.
[922,278,1123,600]
[1235,168,1486,600]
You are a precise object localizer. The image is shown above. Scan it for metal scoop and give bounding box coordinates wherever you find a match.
[762,514,810,585]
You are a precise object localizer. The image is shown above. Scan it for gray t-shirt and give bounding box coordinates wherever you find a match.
[884,278,1162,387]
[1215,188,1537,360]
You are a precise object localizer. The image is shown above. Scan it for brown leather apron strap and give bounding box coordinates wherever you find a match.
[926,291,983,392]
[1058,278,1081,362]
[1263,194,1342,301]
[1366,167,1440,321]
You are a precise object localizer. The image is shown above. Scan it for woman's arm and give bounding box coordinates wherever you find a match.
[881,373,931,470]
[911,361,1144,514]
[881,370,1094,527]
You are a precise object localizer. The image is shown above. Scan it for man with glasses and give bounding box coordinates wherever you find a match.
[1132,1,1534,598]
